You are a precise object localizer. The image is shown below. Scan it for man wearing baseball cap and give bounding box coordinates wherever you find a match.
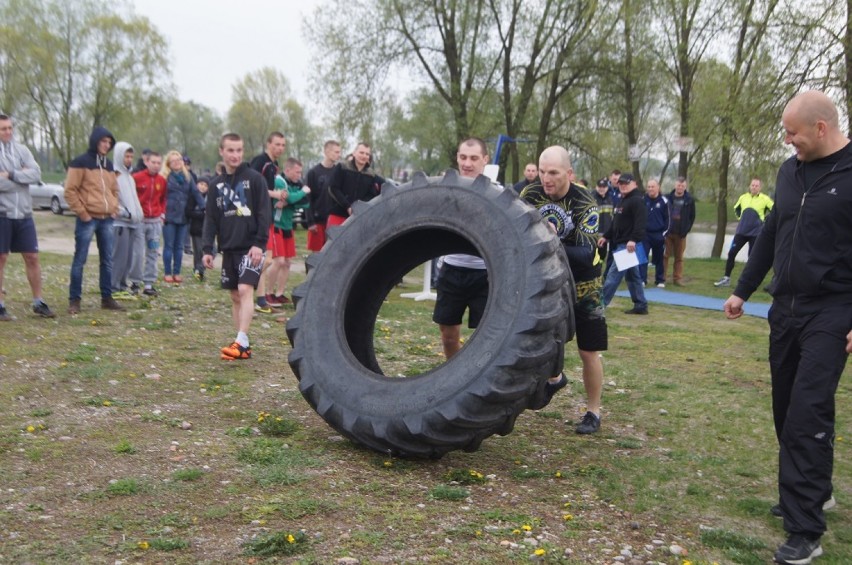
[598,173,648,314]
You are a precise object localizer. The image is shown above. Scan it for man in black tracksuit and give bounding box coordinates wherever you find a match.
[202,133,272,361]
[725,91,852,565]
[599,173,648,314]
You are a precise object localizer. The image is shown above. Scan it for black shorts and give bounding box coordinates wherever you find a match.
[432,264,489,328]
[0,217,39,254]
[220,251,265,290]
[574,279,608,352]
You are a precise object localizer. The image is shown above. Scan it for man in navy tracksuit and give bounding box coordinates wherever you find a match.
[640,178,669,287]
[725,91,852,565]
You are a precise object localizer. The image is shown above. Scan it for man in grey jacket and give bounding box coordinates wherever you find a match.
[111,142,144,298]
[0,113,55,320]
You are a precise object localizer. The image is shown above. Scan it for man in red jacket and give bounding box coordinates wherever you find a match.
[132,152,166,296]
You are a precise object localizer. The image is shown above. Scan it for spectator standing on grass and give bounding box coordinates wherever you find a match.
[0,112,55,320]
[714,176,773,287]
[664,176,695,286]
[266,158,310,313]
[187,175,210,281]
[512,162,538,194]
[65,126,124,314]
[521,146,607,434]
[599,173,648,315]
[110,142,145,299]
[724,90,852,565]
[133,152,166,296]
[432,138,491,359]
[592,177,614,270]
[327,142,385,227]
[161,150,203,284]
[249,132,287,314]
[304,140,340,256]
[202,133,271,361]
[640,178,669,288]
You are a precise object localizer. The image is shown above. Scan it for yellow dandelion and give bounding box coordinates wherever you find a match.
[522,524,532,531]
[90,320,98,326]
[275,417,283,422]
[26,425,35,433]
[554,471,562,478]
[137,541,150,550]
[563,502,571,507]
[383,460,393,467]
[838,436,843,442]
[286,534,295,544]
[682,561,692,565]
[475,530,482,536]
[102,400,112,407]
[129,372,137,377]
[534,548,546,556]
[60,362,67,367]
[214,385,221,390]
[563,514,573,521]
[512,529,521,535]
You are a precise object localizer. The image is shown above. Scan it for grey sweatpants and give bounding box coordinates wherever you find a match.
[141,219,162,286]
[111,224,144,291]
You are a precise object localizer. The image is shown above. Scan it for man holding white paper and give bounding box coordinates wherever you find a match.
[598,173,648,314]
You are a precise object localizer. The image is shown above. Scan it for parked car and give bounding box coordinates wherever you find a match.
[30,181,70,215]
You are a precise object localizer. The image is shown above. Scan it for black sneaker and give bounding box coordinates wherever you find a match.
[32,301,56,318]
[575,411,601,434]
[142,286,158,297]
[129,283,141,296]
[544,373,567,402]
[774,534,822,564]
[624,307,648,315]
[0,305,11,321]
[771,496,836,518]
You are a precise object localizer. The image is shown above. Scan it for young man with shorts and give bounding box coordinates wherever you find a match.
[202,133,271,360]
[266,158,310,306]
[432,138,491,359]
[0,113,55,320]
[304,140,340,255]
[522,146,608,434]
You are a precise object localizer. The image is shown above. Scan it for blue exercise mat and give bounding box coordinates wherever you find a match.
[615,288,770,319]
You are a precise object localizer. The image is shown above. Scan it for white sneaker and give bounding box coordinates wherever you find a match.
[656,283,665,288]
[714,276,731,287]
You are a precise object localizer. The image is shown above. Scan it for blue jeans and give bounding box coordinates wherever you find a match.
[69,217,114,301]
[601,247,647,310]
[162,222,189,276]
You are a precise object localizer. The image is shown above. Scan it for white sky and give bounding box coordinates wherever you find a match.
[132,0,323,116]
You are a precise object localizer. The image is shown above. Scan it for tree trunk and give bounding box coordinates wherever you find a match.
[713,140,731,258]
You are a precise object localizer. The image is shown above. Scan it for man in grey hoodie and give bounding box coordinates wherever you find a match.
[0,113,55,320]
[111,142,144,298]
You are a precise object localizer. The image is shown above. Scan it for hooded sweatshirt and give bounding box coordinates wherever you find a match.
[0,128,42,219]
[64,126,119,221]
[112,141,143,227]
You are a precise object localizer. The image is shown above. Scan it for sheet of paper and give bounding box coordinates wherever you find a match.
[612,243,648,272]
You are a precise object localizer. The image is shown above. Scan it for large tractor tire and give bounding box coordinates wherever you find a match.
[286,170,575,458]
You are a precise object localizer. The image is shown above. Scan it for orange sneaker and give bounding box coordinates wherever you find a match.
[220,342,251,359]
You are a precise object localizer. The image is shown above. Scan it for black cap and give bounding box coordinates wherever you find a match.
[617,173,635,184]
[596,178,608,187]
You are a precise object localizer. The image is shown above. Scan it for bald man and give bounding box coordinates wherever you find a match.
[724,90,852,565]
[521,146,607,434]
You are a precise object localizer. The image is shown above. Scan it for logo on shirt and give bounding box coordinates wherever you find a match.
[828,187,838,195]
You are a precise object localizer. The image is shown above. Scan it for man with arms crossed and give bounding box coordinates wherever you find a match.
[724,90,852,565]
[0,113,55,320]
[203,133,272,360]
[522,146,607,434]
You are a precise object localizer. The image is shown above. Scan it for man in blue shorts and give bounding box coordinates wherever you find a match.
[522,146,607,433]
[0,113,55,320]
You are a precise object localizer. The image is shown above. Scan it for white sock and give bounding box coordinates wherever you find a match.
[236,332,249,348]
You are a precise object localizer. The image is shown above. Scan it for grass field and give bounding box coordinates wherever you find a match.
[0,212,848,564]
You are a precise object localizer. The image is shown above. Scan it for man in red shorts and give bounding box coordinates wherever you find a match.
[304,140,340,255]
[266,158,310,306]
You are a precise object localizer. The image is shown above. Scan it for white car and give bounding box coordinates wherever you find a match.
[30,181,70,215]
